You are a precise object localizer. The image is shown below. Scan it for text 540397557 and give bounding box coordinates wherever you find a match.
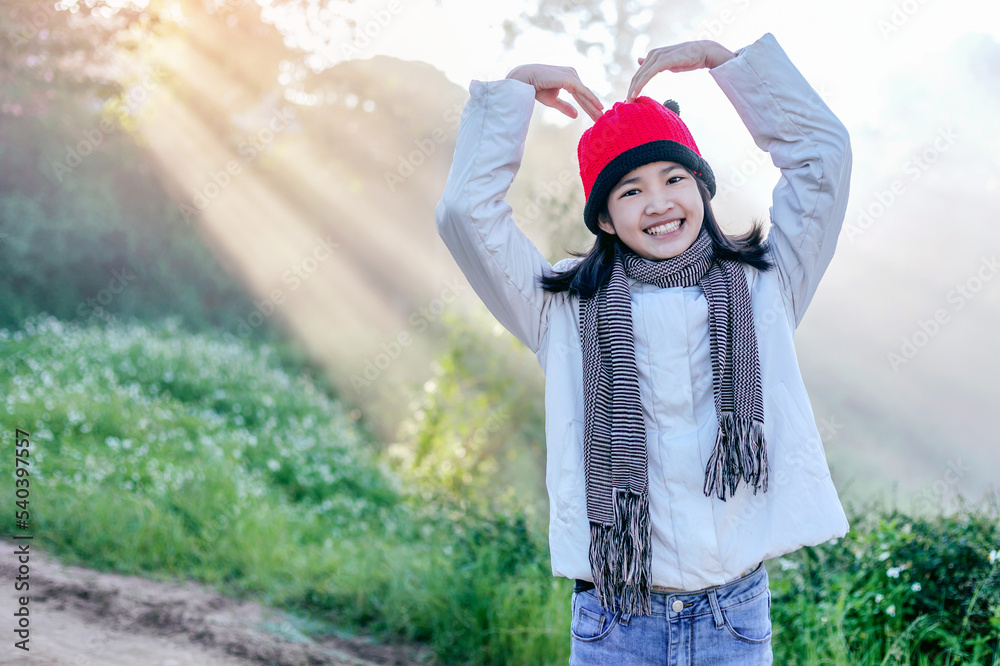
[13,428,33,652]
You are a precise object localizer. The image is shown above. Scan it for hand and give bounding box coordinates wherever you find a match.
[505,64,605,122]
[626,40,736,102]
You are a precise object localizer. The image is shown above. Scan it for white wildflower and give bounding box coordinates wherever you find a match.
[911,583,922,592]
[887,567,901,578]
[875,593,884,603]
[990,550,998,565]
[779,557,799,571]
[887,605,896,617]
[879,551,891,561]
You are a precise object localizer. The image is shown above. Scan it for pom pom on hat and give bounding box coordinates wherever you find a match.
[577,96,716,235]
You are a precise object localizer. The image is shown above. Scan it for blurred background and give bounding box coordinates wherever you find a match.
[1,0,998,663]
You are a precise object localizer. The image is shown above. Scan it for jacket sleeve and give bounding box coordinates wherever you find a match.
[710,33,853,329]
[435,77,557,353]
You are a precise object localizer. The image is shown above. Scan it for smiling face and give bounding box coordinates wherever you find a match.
[597,161,704,261]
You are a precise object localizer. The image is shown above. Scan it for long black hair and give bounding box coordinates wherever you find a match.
[537,169,774,299]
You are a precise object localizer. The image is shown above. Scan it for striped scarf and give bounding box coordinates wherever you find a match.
[578,225,769,616]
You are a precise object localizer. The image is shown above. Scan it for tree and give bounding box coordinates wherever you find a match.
[501,0,704,100]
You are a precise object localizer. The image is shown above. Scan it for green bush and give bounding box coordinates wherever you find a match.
[0,315,570,664]
[3,314,997,665]
[771,497,1000,665]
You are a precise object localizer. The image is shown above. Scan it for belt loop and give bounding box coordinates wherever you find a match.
[620,611,632,626]
[707,587,724,629]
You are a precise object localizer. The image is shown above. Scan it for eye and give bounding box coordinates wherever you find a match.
[666,175,684,185]
[619,188,640,198]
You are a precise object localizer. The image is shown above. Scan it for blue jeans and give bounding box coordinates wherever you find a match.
[569,561,773,665]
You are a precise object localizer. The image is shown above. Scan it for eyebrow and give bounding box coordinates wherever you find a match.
[614,165,684,192]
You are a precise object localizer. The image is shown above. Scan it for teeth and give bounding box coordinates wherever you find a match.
[644,219,683,235]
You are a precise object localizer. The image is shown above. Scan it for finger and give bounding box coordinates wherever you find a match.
[564,77,603,110]
[559,78,601,118]
[628,49,661,100]
[627,66,646,102]
[565,82,604,121]
[627,59,648,101]
[573,91,603,122]
[550,97,578,119]
[628,53,661,101]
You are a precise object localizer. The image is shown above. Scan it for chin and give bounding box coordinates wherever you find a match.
[646,237,697,261]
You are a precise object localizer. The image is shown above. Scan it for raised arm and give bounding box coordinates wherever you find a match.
[435,67,602,352]
[710,33,853,329]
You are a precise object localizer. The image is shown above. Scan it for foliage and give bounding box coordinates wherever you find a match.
[389,312,547,521]
[2,314,997,665]
[0,0,298,339]
[0,315,567,665]
[771,496,1000,665]
[0,0,163,118]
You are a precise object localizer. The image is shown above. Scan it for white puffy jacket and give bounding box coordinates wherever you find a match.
[435,32,852,591]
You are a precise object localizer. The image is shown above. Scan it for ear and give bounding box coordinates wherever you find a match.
[597,209,616,236]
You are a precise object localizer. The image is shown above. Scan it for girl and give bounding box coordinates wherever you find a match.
[435,33,852,664]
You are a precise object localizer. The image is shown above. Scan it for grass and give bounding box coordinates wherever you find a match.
[1,314,997,665]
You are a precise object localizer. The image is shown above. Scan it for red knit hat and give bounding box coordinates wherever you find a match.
[578,96,716,235]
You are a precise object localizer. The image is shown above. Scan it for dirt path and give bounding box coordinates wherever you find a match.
[0,538,434,666]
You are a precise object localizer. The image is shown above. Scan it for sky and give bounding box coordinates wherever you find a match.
[259,0,999,123]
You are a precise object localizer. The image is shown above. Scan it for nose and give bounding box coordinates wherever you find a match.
[644,183,674,216]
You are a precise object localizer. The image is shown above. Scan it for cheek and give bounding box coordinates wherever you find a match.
[688,201,706,227]
[624,199,650,221]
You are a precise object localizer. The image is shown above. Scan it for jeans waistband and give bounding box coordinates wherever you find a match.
[573,561,764,596]
[573,561,767,626]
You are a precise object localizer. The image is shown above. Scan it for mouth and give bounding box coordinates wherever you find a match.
[643,219,684,236]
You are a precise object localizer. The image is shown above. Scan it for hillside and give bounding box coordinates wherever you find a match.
[1,315,996,665]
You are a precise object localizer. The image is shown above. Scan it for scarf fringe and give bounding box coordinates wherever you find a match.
[703,412,769,501]
[589,489,652,616]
